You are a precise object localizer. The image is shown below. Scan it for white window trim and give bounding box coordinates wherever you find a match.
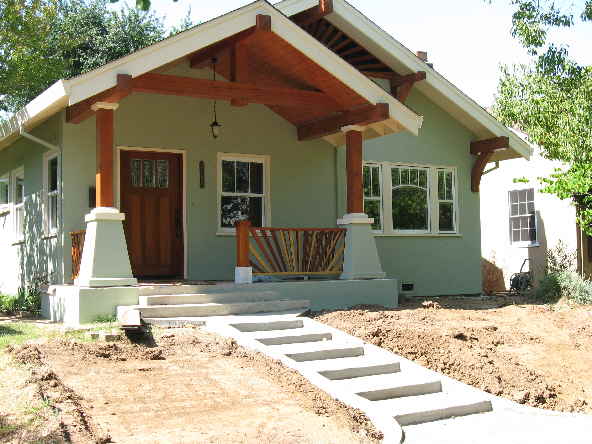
[216,152,271,236]
[508,188,539,248]
[363,162,383,234]
[364,161,460,237]
[43,151,60,236]
[0,172,9,215]
[12,166,25,242]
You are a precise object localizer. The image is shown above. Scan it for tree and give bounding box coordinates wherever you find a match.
[0,0,165,113]
[492,0,592,233]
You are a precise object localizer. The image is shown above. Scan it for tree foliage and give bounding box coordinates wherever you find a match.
[0,0,166,113]
[492,0,592,233]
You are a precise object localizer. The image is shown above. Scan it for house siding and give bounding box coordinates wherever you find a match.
[0,115,63,294]
[337,89,482,296]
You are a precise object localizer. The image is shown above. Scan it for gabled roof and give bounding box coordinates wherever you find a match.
[0,0,423,150]
[277,0,532,161]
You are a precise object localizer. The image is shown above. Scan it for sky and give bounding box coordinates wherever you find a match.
[111,0,592,108]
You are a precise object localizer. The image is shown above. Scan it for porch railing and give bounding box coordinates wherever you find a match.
[70,230,86,280]
[236,221,346,276]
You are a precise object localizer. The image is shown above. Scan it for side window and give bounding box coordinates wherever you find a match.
[0,173,9,212]
[363,163,383,231]
[46,154,59,233]
[509,188,536,245]
[13,167,25,241]
[437,168,456,232]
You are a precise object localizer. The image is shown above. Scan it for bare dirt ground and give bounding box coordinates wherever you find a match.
[310,295,592,414]
[3,327,381,443]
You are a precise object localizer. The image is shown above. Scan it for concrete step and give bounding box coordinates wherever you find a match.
[137,299,310,318]
[312,357,401,380]
[333,373,442,401]
[373,392,493,426]
[230,319,304,332]
[142,317,206,328]
[271,341,365,362]
[139,291,282,306]
[139,284,242,297]
[256,330,332,346]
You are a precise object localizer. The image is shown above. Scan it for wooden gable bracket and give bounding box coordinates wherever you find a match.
[189,14,270,69]
[291,0,333,27]
[470,136,509,192]
[66,74,132,124]
[297,103,389,141]
[390,71,426,103]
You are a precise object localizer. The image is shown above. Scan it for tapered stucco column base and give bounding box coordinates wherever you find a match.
[338,213,386,280]
[76,207,137,288]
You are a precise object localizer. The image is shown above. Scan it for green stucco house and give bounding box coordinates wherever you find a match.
[0,0,530,324]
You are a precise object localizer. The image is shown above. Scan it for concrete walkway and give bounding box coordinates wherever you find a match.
[199,312,592,444]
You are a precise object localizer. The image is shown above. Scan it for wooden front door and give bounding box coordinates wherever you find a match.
[120,150,183,278]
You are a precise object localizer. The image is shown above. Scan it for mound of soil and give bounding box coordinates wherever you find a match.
[310,297,591,414]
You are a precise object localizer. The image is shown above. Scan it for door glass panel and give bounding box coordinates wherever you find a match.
[143,160,155,188]
[131,159,142,187]
[156,160,169,189]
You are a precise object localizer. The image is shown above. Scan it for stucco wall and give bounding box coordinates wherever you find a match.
[62,65,337,281]
[0,115,63,294]
[480,150,578,290]
[338,89,482,296]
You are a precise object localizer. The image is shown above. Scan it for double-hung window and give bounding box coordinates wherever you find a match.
[363,163,382,231]
[0,173,9,214]
[13,167,24,241]
[509,188,537,245]
[45,154,59,234]
[362,162,458,236]
[218,154,269,233]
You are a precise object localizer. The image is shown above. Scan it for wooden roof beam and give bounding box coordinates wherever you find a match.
[189,14,270,69]
[291,0,333,27]
[470,136,509,192]
[297,103,389,141]
[131,73,343,110]
[391,71,426,103]
[66,74,132,124]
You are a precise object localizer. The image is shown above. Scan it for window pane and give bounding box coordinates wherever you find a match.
[236,161,249,193]
[49,194,58,231]
[392,186,428,230]
[0,176,8,205]
[438,171,445,200]
[15,176,24,204]
[519,202,527,215]
[222,160,236,193]
[510,191,518,204]
[410,169,419,186]
[439,202,454,231]
[371,167,381,197]
[529,229,537,242]
[511,203,519,216]
[418,169,427,188]
[250,162,263,194]
[445,172,453,199]
[401,168,410,185]
[391,168,400,186]
[131,159,142,187]
[527,189,534,201]
[363,166,371,197]
[512,229,521,242]
[527,201,535,213]
[143,160,155,188]
[511,218,520,229]
[521,228,529,241]
[49,157,58,192]
[221,196,263,228]
[364,200,382,230]
[156,160,169,189]
[519,189,527,202]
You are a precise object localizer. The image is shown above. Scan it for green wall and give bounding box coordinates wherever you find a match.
[0,115,63,293]
[338,89,482,296]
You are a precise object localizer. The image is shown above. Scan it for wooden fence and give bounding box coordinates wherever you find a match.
[70,230,86,280]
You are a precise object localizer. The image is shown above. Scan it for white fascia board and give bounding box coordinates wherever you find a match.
[0,80,70,149]
[277,0,531,160]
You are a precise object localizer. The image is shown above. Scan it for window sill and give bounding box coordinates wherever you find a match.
[216,231,236,237]
[513,242,540,248]
[374,233,462,238]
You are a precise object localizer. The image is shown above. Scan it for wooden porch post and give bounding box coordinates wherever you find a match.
[344,126,364,214]
[236,220,251,268]
[92,102,118,207]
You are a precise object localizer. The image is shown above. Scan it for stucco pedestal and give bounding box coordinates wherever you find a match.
[338,213,386,280]
[235,266,253,284]
[76,207,137,287]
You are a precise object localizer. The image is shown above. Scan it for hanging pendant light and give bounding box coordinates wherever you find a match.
[210,57,222,139]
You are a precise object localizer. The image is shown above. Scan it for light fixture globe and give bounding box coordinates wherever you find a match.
[210,119,222,139]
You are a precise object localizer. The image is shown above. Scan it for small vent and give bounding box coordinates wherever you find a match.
[401,282,415,293]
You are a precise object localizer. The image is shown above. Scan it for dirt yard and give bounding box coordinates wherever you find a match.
[2,327,380,443]
[310,295,592,414]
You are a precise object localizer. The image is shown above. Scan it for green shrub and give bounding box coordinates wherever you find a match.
[0,294,19,314]
[536,271,592,305]
[0,276,47,314]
